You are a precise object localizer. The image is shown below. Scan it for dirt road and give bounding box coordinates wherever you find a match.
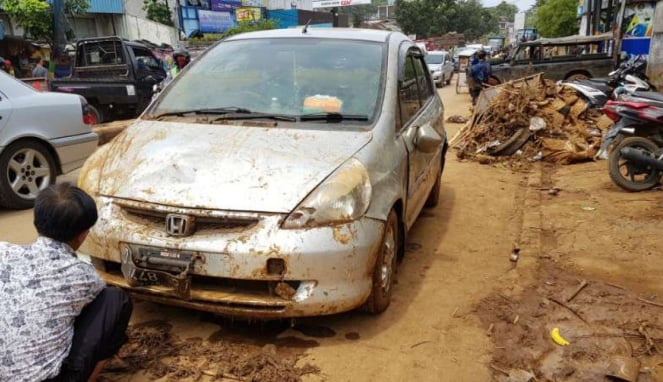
[2,79,662,381]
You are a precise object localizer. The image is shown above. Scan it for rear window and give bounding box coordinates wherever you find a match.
[76,40,126,67]
[151,38,386,125]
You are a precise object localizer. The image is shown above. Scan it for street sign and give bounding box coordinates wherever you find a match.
[312,0,370,8]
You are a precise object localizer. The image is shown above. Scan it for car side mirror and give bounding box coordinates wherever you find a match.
[415,124,442,153]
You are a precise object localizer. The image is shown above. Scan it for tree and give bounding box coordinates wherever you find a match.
[143,0,174,26]
[395,0,497,41]
[0,0,88,44]
[489,1,518,23]
[339,3,378,28]
[535,0,578,37]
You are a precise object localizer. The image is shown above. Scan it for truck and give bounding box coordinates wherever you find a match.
[489,33,615,84]
[51,37,167,123]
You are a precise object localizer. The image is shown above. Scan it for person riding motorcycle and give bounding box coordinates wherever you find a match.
[170,49,191,78]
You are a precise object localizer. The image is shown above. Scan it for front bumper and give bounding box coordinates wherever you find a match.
[80,197,385,318]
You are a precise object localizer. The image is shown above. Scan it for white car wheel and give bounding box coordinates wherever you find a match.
[0,141,56,209]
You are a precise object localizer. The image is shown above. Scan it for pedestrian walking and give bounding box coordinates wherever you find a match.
[469,50,491,106]
[32,58,49,78]
[0,183,132,382]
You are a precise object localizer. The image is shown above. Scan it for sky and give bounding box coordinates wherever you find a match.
[482,0,535,12]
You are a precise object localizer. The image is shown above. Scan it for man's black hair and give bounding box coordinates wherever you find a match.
[477,51,487,60]
[34,183,98,243]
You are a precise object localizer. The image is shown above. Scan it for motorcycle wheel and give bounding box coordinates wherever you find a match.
[608,136,661,192]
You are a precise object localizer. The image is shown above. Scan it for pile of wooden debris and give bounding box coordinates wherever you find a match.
[451,74,614,167]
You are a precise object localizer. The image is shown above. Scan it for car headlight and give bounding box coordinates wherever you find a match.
[282,158,371,229]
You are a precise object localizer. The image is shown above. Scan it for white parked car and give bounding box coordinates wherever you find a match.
[425,50,454,87]
[0,71,98,209]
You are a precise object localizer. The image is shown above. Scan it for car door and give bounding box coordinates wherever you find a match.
[0,90,12,135]
[397,46,443,228]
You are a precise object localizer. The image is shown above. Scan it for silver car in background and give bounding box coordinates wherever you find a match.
[0,71,98,209]
[78,28,447,318]
[425,50,454,87]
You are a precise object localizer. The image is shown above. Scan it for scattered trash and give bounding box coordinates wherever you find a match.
[565,279,588,303]
[548,188,559,196]
[550,327,570,346]
[476,140,501,154]
[529,116,546,132]
[510,244,520,263]
[581,206,596,211]
[606,355,641,382]
[447,115,469,123]
[451,73,612,168]
[529,151,543,162]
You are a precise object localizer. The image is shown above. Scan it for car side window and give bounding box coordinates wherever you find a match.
[412,55,433,102]
[399,55,422,127]
[132,47,161,71]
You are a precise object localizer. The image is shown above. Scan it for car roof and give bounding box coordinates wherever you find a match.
[226,28,394,43]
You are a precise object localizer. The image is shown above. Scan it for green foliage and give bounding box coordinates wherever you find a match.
[189,20,277,42]
[535,0,578,37]
[339,1,379,27]
[0,0,88,43]
[143,0,173,26]
[395,0,497,41]
[488,1,518,22]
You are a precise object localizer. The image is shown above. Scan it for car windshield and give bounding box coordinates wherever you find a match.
[425,54,445,65]
[150,38,385,124]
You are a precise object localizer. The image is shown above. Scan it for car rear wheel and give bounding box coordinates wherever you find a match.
[362,210,400,314]
[0,140,57,209]
[88,104,104,124]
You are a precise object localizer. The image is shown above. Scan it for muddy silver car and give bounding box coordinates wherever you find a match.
[78,28,447,318]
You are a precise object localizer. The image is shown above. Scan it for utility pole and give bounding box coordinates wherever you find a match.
[53,0,65,60]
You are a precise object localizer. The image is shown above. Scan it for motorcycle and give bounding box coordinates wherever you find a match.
[601,100,663,191]
[562,55,654,108]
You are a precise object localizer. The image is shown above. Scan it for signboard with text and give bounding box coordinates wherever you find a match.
[211,0,242,10]
[198,10,235,33]
[236,7,262,21]
[312,0,370,8]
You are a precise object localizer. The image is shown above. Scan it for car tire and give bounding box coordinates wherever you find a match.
[362,210,400,314]
[88,104,104,124]
[0,140,57,209]
[446,75,452,85]
[436,76,442,88]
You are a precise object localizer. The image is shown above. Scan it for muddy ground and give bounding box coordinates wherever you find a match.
[1,77,663,381]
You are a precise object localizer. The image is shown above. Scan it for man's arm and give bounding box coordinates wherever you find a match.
[65,262,106,314]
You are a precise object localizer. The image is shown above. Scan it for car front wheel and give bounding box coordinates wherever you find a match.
[0,140,57,209]
[363,209,400,314]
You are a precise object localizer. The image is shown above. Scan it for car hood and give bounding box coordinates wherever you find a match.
[98,120,372,213]
[427,64,442,71]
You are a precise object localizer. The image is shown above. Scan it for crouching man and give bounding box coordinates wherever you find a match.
[0,183,132,382]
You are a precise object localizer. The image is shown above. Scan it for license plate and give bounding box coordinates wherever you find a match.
[121,246,192,299]
[138,247,193,262]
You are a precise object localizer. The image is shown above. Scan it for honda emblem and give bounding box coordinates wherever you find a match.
[165,214,196,237]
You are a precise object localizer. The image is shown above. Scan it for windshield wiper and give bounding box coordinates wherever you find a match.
[213,112,297,122]
[300,112,369,123]
[152,107,252,119]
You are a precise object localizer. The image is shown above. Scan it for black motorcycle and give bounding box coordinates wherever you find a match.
[602,100,663,191]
